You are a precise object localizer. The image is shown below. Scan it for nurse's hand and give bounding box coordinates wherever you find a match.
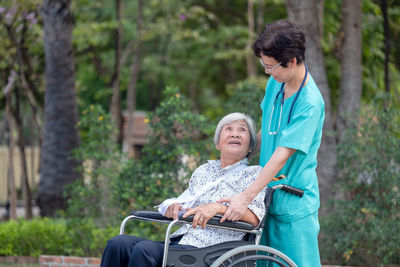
[217,193,252,223]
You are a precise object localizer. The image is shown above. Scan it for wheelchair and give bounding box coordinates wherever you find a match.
[119,184,304,267]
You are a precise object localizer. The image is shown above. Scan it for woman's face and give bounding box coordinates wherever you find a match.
[216,120,251,161]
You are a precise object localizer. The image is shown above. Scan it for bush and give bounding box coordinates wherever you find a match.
[64,104,125,225]
[0,218,67,257]
[0,217,119,257]
[63,218,119,257]
[319,99,400,266]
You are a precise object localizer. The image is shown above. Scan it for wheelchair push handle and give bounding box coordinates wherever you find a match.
[279,185,304,197]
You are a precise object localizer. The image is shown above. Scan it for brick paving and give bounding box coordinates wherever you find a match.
[39,255,101,267]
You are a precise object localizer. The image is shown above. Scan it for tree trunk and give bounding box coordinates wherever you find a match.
[110,0,123,143]
[7,122,17,220]
[246,0,256,78]
[380,0,390,94]
[4,70,17,220]
[337,0,362,143]
[37,0,81,216]
[285,0,337,215]
[256,0,265,34]
[15,89,33,218]
[126,0,143,158]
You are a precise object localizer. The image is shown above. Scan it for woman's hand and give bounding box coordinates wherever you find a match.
[183,203,221,229]
[164,203,182,220]
[217,193,252,223]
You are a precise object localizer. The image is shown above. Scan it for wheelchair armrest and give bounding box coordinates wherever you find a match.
[179,214,256,231]
[130,210,173,222]
[130,210,256,231]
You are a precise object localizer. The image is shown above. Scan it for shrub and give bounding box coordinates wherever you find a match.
[63,218,119,257]
[64,104,125,225]
[0,218,67,257]
[0,217,119,257]
[319,99,400,266]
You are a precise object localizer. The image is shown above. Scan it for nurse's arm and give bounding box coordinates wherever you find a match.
[218,146,296,222]
[245,146,296,201]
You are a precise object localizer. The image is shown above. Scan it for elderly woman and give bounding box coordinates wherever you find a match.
[100,112,266,267]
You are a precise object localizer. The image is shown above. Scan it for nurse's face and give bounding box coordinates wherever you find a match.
[260,54,293,83]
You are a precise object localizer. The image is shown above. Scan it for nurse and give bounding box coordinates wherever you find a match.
[218,20,325,266]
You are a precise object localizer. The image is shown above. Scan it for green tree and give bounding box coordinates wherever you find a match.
[37,0,81,216]
[320,98,400,265]
[0,0,44,218]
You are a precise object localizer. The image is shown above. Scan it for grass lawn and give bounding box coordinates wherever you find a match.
[0,264,38,267]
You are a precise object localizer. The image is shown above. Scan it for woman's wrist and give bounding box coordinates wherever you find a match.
[214,203,228,214]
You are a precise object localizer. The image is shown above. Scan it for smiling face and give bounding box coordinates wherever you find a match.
[216,120,251,163]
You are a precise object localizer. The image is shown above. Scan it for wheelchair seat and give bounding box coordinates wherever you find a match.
[167,240,252,267]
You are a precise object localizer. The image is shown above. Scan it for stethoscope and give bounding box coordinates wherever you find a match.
[268,64,308,135]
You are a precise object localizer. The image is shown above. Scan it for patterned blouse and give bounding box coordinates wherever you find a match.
[167,158,266,248]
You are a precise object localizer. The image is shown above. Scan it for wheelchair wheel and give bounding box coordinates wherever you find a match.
[210,245,297,267]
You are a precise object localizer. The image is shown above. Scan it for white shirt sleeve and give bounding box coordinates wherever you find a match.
[157,188,197,216]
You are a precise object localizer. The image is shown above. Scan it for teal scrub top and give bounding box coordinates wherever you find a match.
[259,75,325,222]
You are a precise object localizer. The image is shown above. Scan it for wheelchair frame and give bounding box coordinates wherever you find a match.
[119,184,303,267]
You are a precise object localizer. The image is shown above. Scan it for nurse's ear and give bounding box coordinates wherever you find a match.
[289,57,297,67]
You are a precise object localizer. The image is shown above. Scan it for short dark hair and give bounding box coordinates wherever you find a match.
[252,20,305,67]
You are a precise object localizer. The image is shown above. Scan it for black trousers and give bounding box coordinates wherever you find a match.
[100,234,195,267]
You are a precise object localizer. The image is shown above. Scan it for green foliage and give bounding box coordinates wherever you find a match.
[320,98,400,265]
[116,86,213,213]
[322,0,400,111]
[0,217,118,257]
[63,218,118,257]
[223,78,265,126]
[70,0,288,114]
[0,218,67,257]
[65,104,124,224]
[0,0,44,112]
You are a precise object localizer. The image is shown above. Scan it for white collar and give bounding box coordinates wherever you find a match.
[207,157,249,171]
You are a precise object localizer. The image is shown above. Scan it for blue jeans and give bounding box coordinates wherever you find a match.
[100,234,195,267]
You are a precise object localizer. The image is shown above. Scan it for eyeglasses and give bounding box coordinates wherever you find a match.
[259,58,281,73]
